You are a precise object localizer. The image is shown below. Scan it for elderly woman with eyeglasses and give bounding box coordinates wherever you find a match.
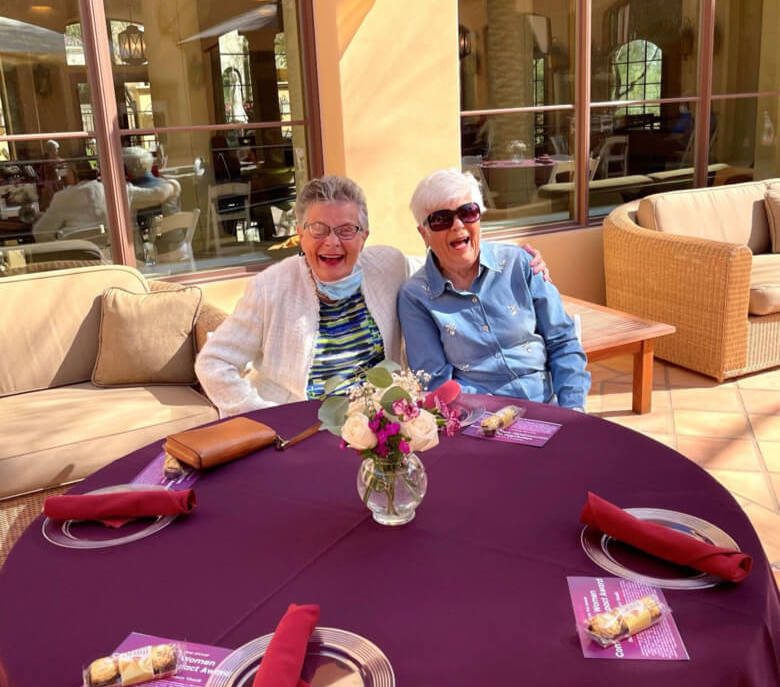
[398,169,590,410]
[196,175,410,416]
[196,174,550,417]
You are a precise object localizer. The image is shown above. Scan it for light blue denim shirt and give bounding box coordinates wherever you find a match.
[398,242,591,409]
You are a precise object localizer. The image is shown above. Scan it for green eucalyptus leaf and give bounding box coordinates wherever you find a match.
[366,367,393,388]
[380,386,411,413]
[323,375,347,395]
[317,396,349,432]
[375,359,401,374]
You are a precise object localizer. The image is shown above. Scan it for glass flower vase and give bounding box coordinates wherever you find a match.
[357,452,427,526]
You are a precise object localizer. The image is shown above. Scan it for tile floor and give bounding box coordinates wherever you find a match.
[585,355,780,586]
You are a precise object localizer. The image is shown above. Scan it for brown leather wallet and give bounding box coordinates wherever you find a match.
[164,417,277,470]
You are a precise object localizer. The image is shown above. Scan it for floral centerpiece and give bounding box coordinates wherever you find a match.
[318,360,461,525]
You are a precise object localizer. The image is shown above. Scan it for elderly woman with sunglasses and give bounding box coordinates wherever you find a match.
[196,175,550,417]
[398,169,590,410]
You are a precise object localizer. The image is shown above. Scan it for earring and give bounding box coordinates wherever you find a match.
[298,248,304,256]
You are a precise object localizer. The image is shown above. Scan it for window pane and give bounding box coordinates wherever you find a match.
[461,112,574,229]
[0,8,113,277]
[117,126,306,277]
[459,1,575,110]
[588,102,698,218]
[101,0,305,128]
[0,13,87,135]
[713,0,777,96]
[591,0,699,102]
[709,96,780,183]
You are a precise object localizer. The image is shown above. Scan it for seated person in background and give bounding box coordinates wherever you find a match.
[195,174,552,418]
[122,146,180,216]
[398,168,590,411]
[38,139,65,211]
[33,159,179,243]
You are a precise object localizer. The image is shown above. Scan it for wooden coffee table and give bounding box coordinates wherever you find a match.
[562,295,675,414]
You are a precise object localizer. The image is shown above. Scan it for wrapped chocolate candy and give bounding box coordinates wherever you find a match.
[480,405,523,436]
[83,643,181,687]
[585,595,668,647]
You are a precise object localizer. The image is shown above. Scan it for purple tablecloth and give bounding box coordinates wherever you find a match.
[1,399,778,686]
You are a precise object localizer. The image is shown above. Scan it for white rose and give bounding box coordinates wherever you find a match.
[341,413,377,450]
[400,409,439,452]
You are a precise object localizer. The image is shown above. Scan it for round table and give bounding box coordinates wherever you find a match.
[1,399,778,686]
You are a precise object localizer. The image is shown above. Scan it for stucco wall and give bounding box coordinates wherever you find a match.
[313,0,461,255]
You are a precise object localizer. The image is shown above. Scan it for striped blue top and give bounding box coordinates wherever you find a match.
[306,290,385,398]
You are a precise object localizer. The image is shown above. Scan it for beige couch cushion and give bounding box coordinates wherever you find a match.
[766,188,780,253]
[0,265,148,397]
[92,286,202,386]
[636,181,772,253]
[0,383,218,499]
[749,254,780,316]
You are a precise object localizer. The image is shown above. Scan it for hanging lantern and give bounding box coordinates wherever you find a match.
[117,24,146,65]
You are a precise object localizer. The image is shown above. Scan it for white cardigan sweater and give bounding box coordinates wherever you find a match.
[195,245,411,417]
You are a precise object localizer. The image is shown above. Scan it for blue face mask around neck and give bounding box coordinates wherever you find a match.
[313,264,364,301]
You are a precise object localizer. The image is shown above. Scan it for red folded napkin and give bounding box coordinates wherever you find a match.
[580,491,752,583]
[423,380,461,409]
[43,489,196,528]
[253,604,320,687]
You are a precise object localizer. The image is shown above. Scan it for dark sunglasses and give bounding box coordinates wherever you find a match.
[425,202,481,231]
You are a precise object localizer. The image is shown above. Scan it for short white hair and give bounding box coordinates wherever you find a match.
[122,146,154,176]
[409,168,485,227]
[294,175,369,230]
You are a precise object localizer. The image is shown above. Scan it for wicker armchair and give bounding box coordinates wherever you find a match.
[603,182,780,382]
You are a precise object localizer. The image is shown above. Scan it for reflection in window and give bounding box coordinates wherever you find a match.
[219,31,251,124]
[610,39,661,118]
[113,21,147,67]
[275,33,291,140]
[65,23,85,66]
[533,57,545,147]
[0,104,8,161]
[124,82,153,130]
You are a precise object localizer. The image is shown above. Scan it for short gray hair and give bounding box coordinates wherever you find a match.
[409,168,484,227]
[122,146,154,176]
[294,175,369,230]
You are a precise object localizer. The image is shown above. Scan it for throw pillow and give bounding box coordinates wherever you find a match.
[92,286,202,386]
[766,188,780,253]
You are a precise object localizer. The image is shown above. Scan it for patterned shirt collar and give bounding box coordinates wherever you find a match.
[423,243,502,297]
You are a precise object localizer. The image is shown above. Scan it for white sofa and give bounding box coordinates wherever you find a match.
[0,264,225,500]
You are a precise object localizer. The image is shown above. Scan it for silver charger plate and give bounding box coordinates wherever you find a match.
[42,484,176,550]
[580,507,740,590]
[205,627,395,687]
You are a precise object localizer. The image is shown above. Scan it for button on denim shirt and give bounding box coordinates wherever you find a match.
[398,242,591,409]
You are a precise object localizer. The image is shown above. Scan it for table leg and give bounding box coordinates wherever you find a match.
[632,340,654,414]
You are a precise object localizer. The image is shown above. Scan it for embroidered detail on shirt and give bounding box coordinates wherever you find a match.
[507,303,519,316]
[444,323,457,336]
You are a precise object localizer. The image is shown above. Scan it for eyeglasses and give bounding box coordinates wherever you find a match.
[303,222,364,240]
[425,202,481,231]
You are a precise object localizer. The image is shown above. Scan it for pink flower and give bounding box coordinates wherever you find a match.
[445,417,460,437]
[399,440,411,454]
[392,398,420,421]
